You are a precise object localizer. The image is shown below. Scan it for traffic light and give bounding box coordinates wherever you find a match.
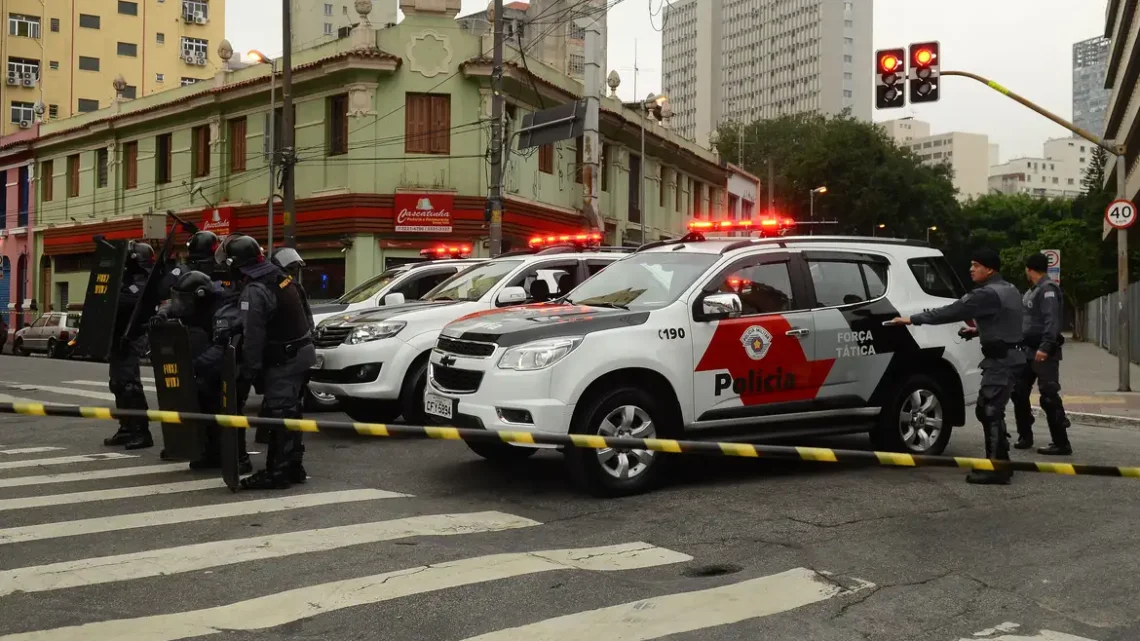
[909,41,940,103]
[875,48,906,109]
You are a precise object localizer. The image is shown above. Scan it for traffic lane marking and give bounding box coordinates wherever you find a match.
[0,464,188,489]
[0,478,224,512]
[0,453,136,471]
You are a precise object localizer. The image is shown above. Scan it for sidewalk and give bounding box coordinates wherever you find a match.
[1030,335,1140,427]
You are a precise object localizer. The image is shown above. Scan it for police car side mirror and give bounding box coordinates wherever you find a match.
[496,286,528,307]
[383,293,405,306]
[698,293,742,321]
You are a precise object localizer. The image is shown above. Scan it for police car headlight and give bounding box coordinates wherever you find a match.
[347,321,405,344]
[497,337,583,371]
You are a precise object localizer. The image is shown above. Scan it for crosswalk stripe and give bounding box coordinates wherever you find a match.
[0,489,406,545]
[458,567,868,641]
[63,380,158,393]
[0,511,541,597]
[0,543,691,641]
[0,453,137,471]
[0,447,66,455]
[0,478,224,512]
[0,463,189,489]
[0,382,118,402]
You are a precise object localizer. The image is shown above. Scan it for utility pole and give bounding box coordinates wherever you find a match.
[488,0,505,257]
[580,16,603,234]
[266,60,277,258]
[767,158,774,215]
[281,0,297,250]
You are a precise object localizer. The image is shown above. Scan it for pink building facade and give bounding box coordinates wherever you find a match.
[0,126,39,340]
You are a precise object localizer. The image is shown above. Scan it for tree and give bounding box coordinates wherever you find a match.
[714,111,959,240]
[1082,145,1110,194]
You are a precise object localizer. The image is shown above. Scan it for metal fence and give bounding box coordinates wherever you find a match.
[1080,284,1140,361]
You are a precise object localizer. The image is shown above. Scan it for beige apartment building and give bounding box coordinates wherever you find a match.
[661,0,873,148]
[989,137,1100,200]
[2,0,225,136]
[880,118,998,202]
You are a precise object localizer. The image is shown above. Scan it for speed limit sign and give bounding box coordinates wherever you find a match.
[1106,199,1137,229]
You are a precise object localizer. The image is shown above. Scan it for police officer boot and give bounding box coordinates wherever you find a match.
[1037,394,1072,455]
[288,463,307,484]
[239,468,291,490]
[1013,435,1033,450]
[103,425,134,447]
[124,428,154,450]
[967,421,1012,485]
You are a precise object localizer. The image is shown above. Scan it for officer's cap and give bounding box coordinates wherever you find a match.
[1024,253,1048,273]
[970,248,1001,271]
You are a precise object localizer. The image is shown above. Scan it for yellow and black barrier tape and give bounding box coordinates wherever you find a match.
[2,401,1140,479]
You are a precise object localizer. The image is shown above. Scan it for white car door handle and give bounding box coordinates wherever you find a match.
[785,328,810,337]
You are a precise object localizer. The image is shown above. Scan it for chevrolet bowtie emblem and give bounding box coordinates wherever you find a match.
[440,354,456,367]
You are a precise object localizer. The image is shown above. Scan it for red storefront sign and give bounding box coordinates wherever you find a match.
[201,207,234,236]
[394,193,453,233]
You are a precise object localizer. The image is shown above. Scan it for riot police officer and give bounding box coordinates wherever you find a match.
[165,271,254,472]
[224,235,315,489]
[890,249,1025,485]
[104,241,157,450]
[187,231,223,275]
[1012,253,1072,455]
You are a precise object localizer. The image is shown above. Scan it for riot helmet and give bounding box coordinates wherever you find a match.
[271,247,305,279]
[127,240,156,273]
[218,234,264,278]
[169,270,215,318]
[187,231,220,264]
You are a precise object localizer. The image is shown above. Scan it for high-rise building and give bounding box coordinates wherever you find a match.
[661,0,873,148]
[1,0,226,136]
[989,137,1094,200]
[291,0,398,51]
[1103,0,1139,203]
[455,0,608,84]
[1072,35,1111,136]
[880,118,996,202]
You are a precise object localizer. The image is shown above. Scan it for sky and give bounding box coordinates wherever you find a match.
[227,0,1109,164]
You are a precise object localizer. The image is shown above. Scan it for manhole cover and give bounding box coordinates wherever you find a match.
[681,563,743,578]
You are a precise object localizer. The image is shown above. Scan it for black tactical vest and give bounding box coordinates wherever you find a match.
[265,275,311,344]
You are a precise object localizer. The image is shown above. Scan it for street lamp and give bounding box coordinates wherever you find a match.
[809,186,827,235]
[926,225,937,242]
[873,223,886,237]
[249,49,278,258]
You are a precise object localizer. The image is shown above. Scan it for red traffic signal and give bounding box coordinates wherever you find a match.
[879,52,901,73]
[875,48,906,109]
[908,41,940,104]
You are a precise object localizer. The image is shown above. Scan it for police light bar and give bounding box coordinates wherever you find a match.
[687,218,796,232]
[528,232,603,248]
[420,244,472,258]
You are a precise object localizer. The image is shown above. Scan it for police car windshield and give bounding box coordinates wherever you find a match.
[335,270,400,304]
[566,253,719,310]
[425,259,524,302]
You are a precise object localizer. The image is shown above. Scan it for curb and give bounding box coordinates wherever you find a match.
[1031,407,1140,431]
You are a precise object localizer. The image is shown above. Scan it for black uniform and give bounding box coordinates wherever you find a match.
[910,252,1025,485]
[1012,268,1071,454]
[228,239,315,490]
[104,250,156,450]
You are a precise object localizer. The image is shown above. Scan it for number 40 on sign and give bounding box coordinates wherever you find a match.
[1106,199,1137,229]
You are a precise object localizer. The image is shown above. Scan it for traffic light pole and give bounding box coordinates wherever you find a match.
[941,69,1130,391]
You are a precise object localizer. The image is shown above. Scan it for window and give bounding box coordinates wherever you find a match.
[48,104,58,118]
[568,54,585,76]
[156,73,165,83]
[181,36,208,60]
[908,257,966,299]
[404,93,451,154]
[508,260,580,302]
[324,23,333,35]
[843,90,852,98]
[327,94,348,155]
[229,117,247,172]
[844,19,853,27]
[77,98,99,112]
[567,253,719,310]
[96,148,109,188]
[118,1,138,16]
[574,136,583,183]
[183,0,209,20]
[192,125,211,177]
[7,58,38,80]
[50,18,59,32]
[1068,178,1075,185]
[156,133,172,183]
[0,171,5,227]
[843,54,852,63]
[324,3,333,15]
[9,100,34,123]
[675,172,682,210]
[1080,157,1085,163]
[49,61,59,70]
[122,85,137,99]
[719,262,797,315]
[123,141,138,189]
[538,144,553,174]
[41,160,53,201]
[843,72,852,80]
[67,154,80,198]
[78,56,100,72]
[8,14,40,38]
[17,166,28,222]
[78,14,101,29]
[570,25,585,39]
[601,144,610,192]
[157,33,165,44]
[117,42,138,57]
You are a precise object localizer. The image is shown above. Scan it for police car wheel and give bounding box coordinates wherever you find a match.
[566,387,675,497]
[304,388,340,412]
[872,374,952,455]
[399,360,430,425]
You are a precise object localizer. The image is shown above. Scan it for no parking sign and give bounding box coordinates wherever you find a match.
[1041,249,1060,284]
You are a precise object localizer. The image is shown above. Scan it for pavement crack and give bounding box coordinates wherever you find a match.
[786,507,954,529]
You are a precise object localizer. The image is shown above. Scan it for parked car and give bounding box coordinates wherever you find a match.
[13,312,81,358]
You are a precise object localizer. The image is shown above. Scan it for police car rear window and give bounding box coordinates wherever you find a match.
[908,257,966,299]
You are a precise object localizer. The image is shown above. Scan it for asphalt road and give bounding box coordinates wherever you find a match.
[0,352,1138,641]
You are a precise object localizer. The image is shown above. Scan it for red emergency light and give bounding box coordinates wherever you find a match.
[420,244,472,258]
[687,217,796,233]
[528,232,603,249]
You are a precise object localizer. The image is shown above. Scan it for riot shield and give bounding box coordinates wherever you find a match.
[74,239,128,361]
[220,342,242,492]
[147,321,207,461]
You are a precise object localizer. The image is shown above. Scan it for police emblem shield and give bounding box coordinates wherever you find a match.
[148,321,208,461]
[73,239,128,361]
[220,343,242,492]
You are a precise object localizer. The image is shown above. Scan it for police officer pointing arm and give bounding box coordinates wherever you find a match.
[1011,253,1072,455]
[889,249,1025,485]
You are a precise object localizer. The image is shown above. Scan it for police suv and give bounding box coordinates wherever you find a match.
[426,223,983,496]
[308,233,631,424]
[303,245,485,410]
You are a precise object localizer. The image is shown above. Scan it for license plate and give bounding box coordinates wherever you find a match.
[424,393,454,420]
[311,353,323,370]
